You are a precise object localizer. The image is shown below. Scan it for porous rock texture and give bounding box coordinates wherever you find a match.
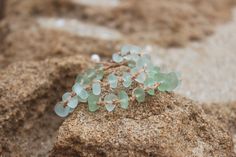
[0,55,91,156]
[51,93,235,157]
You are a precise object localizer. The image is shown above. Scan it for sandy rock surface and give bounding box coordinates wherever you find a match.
[0,55,91,156]
[51,93,234,157]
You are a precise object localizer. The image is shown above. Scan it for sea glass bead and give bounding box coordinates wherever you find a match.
[54,102,70,117]
[112,54,123,63]
[104,93,117,112]
[157,72,179,92]
[62,92,71,101]
[88,94,100,112]
[133,88,145,103]
[122,72,132,87]
[118,91,129,109]
[67,96,79,108]
[92,82,101,95]
[108,73,118,88]
[135,72,146,83]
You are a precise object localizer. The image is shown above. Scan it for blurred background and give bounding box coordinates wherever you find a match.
[1,0,236,156]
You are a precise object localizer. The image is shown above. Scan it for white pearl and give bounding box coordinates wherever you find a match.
[91,54,101,62]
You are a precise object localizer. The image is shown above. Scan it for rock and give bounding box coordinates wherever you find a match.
[51,93,234,157]
[0,55,91,155]
[202,102,236,154]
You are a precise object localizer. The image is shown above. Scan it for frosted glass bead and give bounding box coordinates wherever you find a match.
[118,91,129,109]
[112,54,123,63]
[54,102,70,117]
[108,73,118,88]
[135,72,146,83]
[133,88,145,103]
[62,92,71,101]
[88,94,99,112]
[72,83,83,95]
[78,89,89,100]
[92,82,101,95]
[104,93,117,112]
[157,72,179,92]
[122,72,132,87]
[67,96,79,108]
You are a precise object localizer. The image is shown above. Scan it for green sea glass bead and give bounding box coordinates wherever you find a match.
[122,72,132,87]
[112,54,123,63]
[147,66,160,76]
[67,96,79,108]
[54,102,70,117]
[75,75,83,84]
[147,89,155,95]
[88,94,99,112]
[133,88,145,103]
[96,70,104,80]
[108,73,118,88]
[118,91,129,109]
[87,69,96,79]
[157,72,179,92]
[144,77,155,88]
[92,82,101,95]
[135,72,146,83]
[104,93,117,112]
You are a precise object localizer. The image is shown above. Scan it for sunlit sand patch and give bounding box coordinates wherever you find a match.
[37,17,122,41]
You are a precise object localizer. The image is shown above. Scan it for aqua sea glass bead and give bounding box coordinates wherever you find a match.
[54,102,70,117]
[62,92,71,101]
[118,91,129,109]
[67,96,79,108]
[72,83,83,95]
[133,88,145,103]
[88,94,99,112]
[121,45,142,55]
[68,107,74,113]
[104,93,117,112]
[108,73,118,88]
[92,82,101,95]
[112,54,123,63]
[78,89,89,100]
[130,67,139,75]
[78,96,87,103]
